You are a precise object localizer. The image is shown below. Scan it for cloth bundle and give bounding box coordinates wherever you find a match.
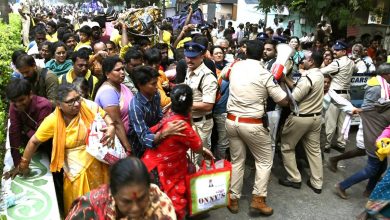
[118,6,161,37]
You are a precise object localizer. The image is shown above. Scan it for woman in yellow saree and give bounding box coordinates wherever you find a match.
[8,83,116,213]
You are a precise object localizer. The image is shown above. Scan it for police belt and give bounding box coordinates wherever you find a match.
[227,113,263,124]
[333,89,349,94]
[292,112,322,117]
[193,113,213,122]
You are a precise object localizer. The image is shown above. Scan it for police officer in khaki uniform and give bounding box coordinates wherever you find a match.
[223,40,289,216]
[279,50,324,194]
[321,41,355,152]
[18,0,31,46]
[184,41,218,164]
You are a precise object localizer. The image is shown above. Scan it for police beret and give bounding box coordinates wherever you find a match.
[333,40,348,50]
[257,32,269,42]
[184,42,206,58]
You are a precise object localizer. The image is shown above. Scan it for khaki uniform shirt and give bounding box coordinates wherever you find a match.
[292,68,324,114]
[223,59,287,118]
[320,55,354,90]
[185,62,218,118]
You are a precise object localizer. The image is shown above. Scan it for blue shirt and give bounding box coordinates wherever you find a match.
[213,79,229,114]
[128,92,163,158]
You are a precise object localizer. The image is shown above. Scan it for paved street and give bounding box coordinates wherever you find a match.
[204,126,367,220]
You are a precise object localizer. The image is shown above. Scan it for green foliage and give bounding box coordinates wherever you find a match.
[256,0,375,28]
[0,13,23,189]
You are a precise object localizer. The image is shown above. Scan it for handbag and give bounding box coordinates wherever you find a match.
[186,159,232,216]
[86,113,127,165]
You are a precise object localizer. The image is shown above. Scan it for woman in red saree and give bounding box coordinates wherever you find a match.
[142,84,214,220]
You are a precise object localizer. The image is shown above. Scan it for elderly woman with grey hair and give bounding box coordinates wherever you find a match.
[5,83,116,213]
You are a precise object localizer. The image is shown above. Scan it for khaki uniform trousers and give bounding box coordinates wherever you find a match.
[21,15,30,47]
[281,114,323,189]
[324,93,350,149]
[191,118,213,165]
[226,119,272,199]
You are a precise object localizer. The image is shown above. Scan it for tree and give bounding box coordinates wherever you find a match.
[0,0,10,23]
[257,0,376,28]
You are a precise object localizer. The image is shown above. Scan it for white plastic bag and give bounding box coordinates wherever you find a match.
[86,113,127,164]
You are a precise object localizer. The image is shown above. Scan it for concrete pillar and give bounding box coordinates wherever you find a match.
[207,3,216,23]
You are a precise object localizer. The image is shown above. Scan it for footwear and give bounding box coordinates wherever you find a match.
[363,190,372,198]
[327,157,338,172]
[324,148,331,153]
[306,180,322,194]
[331,145,346,153]
[334,183,348,199]
[227,197,239,214]
[278,178,301,189]
[249,195,273,216]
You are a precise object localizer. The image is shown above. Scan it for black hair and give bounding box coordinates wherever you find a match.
[210,45,225,55]
[92,16,106,29]
[290,36,300,45]
[77,47,93,56]
[324,74,332,80]
[6,78,32,100]
[40,41,54,58]
[15,54,36,69]
[47,20,57,31]
[102,56,122,76]
[160,23,173,32]
[124,48,143,63]
[106,41,117,49]
[79,25,92,38]
[192,35,208,54]
[56,83,79,102]
[132,66,160,90]
[311,51,324,68]
[246,40,264,60]
[71,49,90,63]
[63,33,77,43]
[12,50,27,64]
[263,39,277,50]
[143,48,162,65]
[110,157,151,195]
[171,84,193,115]
[153,43,168,51]
[57,27,71,42]
[34,27,47,36]
[138,37,151,47]
[52,41,68,55]
[239,39,248,47]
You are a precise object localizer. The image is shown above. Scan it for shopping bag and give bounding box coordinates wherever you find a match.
[86,113,127,165]
[186,159,232,216]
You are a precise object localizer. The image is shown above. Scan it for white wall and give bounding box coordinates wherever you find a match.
[235,0,264,25]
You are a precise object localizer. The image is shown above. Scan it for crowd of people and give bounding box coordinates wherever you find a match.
[2,1,390,219]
